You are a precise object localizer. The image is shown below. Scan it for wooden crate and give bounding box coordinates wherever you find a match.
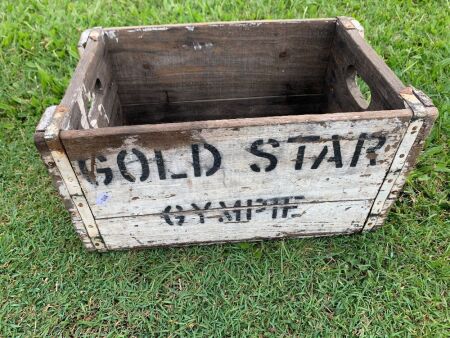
[35,17,437,251]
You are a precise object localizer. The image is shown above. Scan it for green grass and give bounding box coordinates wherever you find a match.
[0,0,449,336]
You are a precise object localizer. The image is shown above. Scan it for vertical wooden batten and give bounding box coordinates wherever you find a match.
[34,106,95,250]
[41,30,109,251]
[363,88,438,231]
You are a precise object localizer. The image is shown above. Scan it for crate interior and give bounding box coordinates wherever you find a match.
[77,20,405,130]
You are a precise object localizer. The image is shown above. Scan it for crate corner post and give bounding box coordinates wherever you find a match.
[362,87,438,232]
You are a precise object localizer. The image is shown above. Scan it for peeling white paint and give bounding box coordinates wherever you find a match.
[77,92,89,129]
[104,111,110,124]
[87,93,96,118]
[77,29,92,53]
[193,42,202,51]
[209,22,263,28]
[193,42,213,50]
[144,26,169,31]
[105,30,119,43]
[98,103,106,116]
[126,26,169,33]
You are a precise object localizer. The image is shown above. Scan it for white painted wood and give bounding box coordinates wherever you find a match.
[36,106,57,131]
[363,90,437,232]
[44,132,106,250]
[48,148,84,196]
[68,117,409,219]
[46,146,105,250]
[36,106,95,250]
[98,200,371,250]
[71,195,106,250]
[366,119,423,218]
[38,149,79,218]
[73,220,96,250]
[77,29,92,56]
[37,140,97,249]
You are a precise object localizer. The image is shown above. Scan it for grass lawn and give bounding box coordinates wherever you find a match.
[0,0,448,336]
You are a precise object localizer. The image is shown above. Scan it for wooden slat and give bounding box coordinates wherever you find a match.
[98,200,371,250]
[122,94,327,125]
[104,20,336,106]
[86,81,118,128]
[43,133,107,251]
[42,29,119,132]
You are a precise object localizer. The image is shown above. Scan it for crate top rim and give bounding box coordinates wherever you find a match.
[59,109,413,140]
[99,17,338,32]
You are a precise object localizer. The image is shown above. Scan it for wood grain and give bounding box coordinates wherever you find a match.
[326,17,406,112]
[122,94,326,125]
[34,106,95,250]
[104,20,336,108]
[98,200,371,250]
[60,110,411,222]
[363,88,438,231]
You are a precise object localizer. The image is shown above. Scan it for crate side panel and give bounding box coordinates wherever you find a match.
[105,20,335,105]
[61,112,411,220]
[327,18,405,112]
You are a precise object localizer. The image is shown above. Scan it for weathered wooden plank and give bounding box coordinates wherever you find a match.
[35,107,81,212]
[326,17,406,112]
[60,110,411,219]
[104,20,336,105]
[45,28,119,132]
[34,106,95,250]
[38,29,117,250]
[35,131,81,220]
[77,28,94,56]
[59,30,108,131]
[368,119,422,214]
[85,80,118,128]
[43,136,107,250]
[97,200,371,250]
[122,94,327,125]
[70,39,117,130]
[71,195,106,250]
[388,88,437,202]
[73,220,97,250]
[43,132,107,250]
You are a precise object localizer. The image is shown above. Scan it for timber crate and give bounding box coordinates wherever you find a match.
[35,17,437,251]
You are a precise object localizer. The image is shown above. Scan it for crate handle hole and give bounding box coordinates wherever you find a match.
[346,66,371,110]
[94,78,103,93]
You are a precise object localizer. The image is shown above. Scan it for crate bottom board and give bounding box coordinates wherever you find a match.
[94,199,370,250]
